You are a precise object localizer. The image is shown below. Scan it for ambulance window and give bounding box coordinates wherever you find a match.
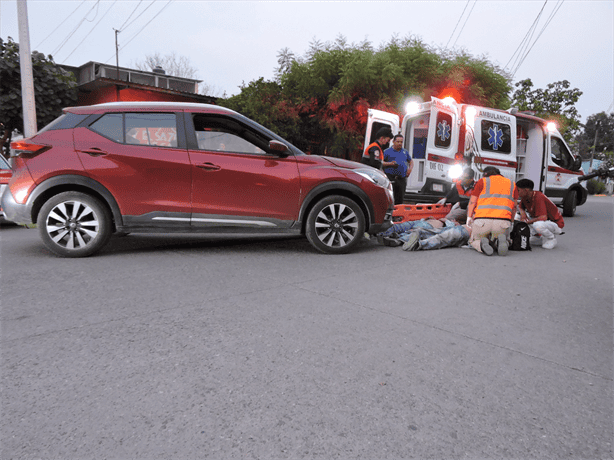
[434,112,452,148]
[551,137,573,170]
[480,120,511,154]
[369,121,394,144]
[405,114,429,159]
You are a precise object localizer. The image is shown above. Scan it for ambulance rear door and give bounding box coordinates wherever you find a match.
[364,109,399,153]
[422,97,459,195]
[471,107,517,181]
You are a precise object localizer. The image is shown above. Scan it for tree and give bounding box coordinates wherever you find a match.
[576,111,614,159]
[0,37,77,157]
[133,51,198,78]
[225,35,512,160]
[511,79,583,146]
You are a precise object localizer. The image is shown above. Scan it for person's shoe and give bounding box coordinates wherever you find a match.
[542,237,557,249]
[402,233,420,251]
[382,237,403,247]
[529,235,542,246]
[496,234,508,256]
[480,237,494,256]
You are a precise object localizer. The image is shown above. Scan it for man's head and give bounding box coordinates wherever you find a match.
[516,178,535,200]
[392,134,403,150]
[375,128,393,146]
[483,166,501,177]
[460,168,474,185]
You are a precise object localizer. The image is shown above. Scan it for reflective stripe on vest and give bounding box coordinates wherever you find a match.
[456,182,472,197]
[362,142,383,160]
[474,176,515,219]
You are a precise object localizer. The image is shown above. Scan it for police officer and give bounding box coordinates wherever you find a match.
[361,128,394,170]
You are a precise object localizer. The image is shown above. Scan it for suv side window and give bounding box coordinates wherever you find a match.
[90,113,124,143]
[192,114,268,155]
[125,113,177,147]
[551,137,573,170]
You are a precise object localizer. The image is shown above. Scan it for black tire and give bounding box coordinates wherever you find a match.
[562,189,577,217]
[38,192,112,257]
[305,195,366,254]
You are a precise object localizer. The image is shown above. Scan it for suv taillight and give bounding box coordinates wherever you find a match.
[10,141,51,159]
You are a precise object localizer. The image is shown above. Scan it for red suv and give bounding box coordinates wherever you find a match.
[2,102,394,257]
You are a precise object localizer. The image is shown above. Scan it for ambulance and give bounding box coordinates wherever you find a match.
[364,97,587,216]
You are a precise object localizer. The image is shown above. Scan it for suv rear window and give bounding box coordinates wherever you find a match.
[89,113,178,147]
[38,112,89,133]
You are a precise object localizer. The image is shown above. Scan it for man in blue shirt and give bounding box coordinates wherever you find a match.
[383,134,413,204]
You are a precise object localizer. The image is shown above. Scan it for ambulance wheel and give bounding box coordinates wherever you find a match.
[305,195,365,254]
[562,189,577,217]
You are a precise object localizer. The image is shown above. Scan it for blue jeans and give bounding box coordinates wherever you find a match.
[394,223,469,250]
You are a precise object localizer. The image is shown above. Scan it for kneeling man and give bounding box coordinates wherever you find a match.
[516,178,564,249]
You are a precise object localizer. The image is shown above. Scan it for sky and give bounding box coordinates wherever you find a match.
[1,0,613,123]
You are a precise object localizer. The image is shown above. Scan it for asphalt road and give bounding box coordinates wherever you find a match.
[1,195,612,459]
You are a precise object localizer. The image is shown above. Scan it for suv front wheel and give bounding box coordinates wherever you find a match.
[305,195,366,254]
[38,192,112,257]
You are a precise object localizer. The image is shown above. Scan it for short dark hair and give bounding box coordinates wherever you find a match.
[516,178,534,190]
[375,128,393,140]
[462,168,474,178]
[393,134,403,141]
[483,166,501,177]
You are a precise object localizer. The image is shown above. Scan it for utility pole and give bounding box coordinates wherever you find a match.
[589,127,599,171]
[113,28,121,101]
[17,0,37,137]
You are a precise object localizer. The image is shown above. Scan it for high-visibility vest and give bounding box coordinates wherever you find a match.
[474,176,516,220]
[456,181,473,197]
[362,142,383,162]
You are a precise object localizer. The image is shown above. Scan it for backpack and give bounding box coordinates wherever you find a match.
[509,221,531,251]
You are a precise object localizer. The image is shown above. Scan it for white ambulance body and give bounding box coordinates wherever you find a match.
[365,97,587,216]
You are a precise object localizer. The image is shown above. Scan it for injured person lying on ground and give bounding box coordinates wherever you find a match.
[375,218,471,251]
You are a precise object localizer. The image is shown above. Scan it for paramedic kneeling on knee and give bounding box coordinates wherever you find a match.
[466,166,518,256]
[516,178,564,249]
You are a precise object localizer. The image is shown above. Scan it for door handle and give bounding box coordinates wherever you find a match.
[79,148,108,156]
[196,162,221,171]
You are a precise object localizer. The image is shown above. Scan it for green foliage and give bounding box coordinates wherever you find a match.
[576,112,614,159]
[586,178,606,195]
[511,78,583,145]
[237,35,513,160]
[0,37,77,137]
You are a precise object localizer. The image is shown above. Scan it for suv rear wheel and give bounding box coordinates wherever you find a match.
[306,195,365,254]
[38,192,112,257]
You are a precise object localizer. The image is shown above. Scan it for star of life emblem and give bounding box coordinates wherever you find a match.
[488,124,504,150]
[437,120,451,142]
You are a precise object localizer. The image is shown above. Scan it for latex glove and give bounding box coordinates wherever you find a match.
[466,217,473,228]
[436,198,446,205]
[451,202,460,211]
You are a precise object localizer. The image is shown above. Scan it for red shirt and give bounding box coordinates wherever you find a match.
[520,191,564,228]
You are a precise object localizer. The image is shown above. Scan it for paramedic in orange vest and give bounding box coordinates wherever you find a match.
[361,128,394,170]
[466,166,518,256]
[437,168,475,223]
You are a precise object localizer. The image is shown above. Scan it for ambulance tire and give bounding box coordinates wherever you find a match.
[562,189,577,217]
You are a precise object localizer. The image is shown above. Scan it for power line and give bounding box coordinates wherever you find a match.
[35,0,88,49]
[452,0,477,48]
[505,1,548,72]
[51,0,101,56]
[117,0,145,32]
[63,0,119,61]
[512,0,564,76]
[446,0,471,48]
[104,0,173,64]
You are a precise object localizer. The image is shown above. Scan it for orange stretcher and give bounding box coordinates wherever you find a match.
[392,203,452,223]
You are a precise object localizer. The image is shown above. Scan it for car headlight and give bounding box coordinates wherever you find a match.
[354,168,390,188]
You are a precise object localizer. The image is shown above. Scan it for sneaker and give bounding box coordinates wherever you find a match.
[542,237,557,249]
[402,232,420,251]
[529,235,542,246]
[480,237,494,256]
[496,234,508,256]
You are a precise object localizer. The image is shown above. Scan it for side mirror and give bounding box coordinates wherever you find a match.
[572,156,582,172]
[269,140,289,155]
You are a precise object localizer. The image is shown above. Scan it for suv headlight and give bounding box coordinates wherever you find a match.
[354,168,390,188]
